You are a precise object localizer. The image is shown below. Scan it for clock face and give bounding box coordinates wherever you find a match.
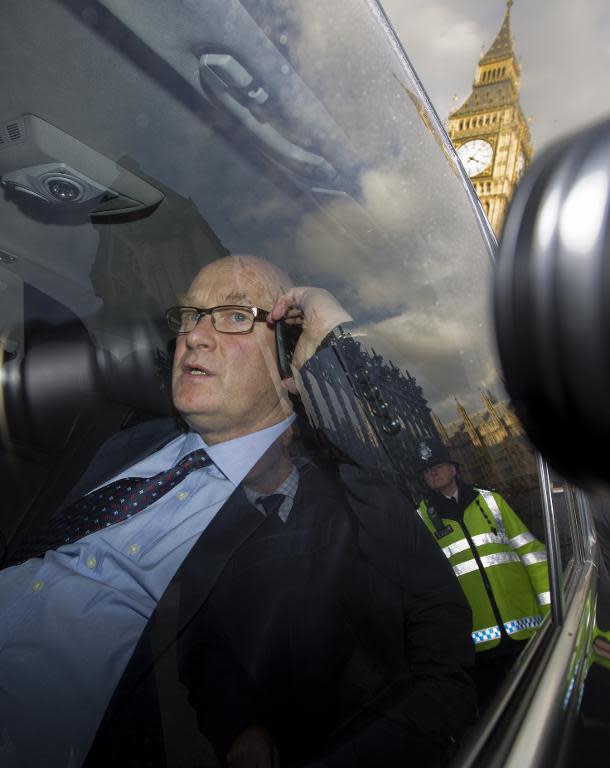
[457,139,494,177]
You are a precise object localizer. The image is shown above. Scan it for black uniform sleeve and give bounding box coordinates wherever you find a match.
[305,465,476,768]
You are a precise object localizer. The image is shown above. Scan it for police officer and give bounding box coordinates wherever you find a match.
[415,437,550,707]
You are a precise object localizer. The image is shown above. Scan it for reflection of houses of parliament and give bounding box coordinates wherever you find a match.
[432,391,540,524]
[90,158,228,317]
[87,161,229,414]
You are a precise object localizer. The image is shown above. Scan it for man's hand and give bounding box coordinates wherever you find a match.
[270,287,352,371]
[227,725,280,768]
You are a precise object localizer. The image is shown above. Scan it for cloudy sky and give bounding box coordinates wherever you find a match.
[381,0,610,155]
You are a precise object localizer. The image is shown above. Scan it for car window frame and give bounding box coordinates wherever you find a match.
[451,454,599,766]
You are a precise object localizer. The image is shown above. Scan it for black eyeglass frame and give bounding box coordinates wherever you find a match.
[165,305,270,335]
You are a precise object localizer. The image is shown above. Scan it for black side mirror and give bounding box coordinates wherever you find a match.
[494,117,610,486]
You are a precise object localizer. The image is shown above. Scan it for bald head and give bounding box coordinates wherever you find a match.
[182,255,293,313]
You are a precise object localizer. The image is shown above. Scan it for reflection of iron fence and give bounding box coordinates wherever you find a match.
[303,335,437,501]
[301,333,543,529]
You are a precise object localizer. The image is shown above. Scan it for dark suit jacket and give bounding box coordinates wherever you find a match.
[35,339,475,767]
[73,419,474,768]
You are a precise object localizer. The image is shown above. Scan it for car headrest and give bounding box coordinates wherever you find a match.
[2,312,173,455]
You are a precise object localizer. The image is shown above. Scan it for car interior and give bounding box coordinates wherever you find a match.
[1,0,498,548]
[0,1,605,765]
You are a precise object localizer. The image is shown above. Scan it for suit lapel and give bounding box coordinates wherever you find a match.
[60,419,180,507]
[100,483,266,723]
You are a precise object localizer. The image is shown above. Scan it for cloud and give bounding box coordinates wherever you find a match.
[514,0,610,149]
[380,0,486,120]
[357,303,502,420]
[382,0,610,153]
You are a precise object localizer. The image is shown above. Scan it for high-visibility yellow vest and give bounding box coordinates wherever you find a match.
[590,625,610,672]
[418,488,550,651]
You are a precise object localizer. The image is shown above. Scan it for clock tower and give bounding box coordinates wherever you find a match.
[447,0,532,235]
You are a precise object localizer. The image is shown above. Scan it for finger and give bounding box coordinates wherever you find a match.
[285,305,302,317]
[269,297,289,323]
[271,288,310,322]
[283,308,304,325]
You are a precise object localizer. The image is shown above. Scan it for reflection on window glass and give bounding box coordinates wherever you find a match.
[549,471,576,577]
[0,0,550,765]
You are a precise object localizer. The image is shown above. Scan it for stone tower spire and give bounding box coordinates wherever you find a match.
[454,397,482,447]
[447,0,532,235]
[480,389,509,439]
[431,411,450,444]
[480,0,516,69]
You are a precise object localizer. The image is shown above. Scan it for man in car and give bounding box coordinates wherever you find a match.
[0,255,475,768]
[415,437,550,706]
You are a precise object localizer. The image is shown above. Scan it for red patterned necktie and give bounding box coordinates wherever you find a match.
[10,449,211,564]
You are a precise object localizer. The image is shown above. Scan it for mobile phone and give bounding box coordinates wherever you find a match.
[275,320,302,379]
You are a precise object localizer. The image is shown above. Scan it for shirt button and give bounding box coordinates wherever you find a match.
[86,557,97,570]
[32,580,44,593]
[128,544,140,555]
[177,491,189,500]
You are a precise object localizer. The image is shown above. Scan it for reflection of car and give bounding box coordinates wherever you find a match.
[0,1,607,766]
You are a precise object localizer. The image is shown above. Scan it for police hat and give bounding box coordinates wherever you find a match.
[413,437,457,473]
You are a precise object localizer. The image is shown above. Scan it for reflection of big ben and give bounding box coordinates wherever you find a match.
[447,0,532,235]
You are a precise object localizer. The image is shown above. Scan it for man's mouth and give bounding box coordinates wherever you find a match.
[183,364,213,376]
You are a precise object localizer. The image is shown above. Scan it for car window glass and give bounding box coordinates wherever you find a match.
[548,469,577,578]
[0,1,552,763]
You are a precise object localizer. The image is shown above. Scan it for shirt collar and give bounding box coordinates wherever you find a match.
[178,413,296,487]
[243,464,299,523]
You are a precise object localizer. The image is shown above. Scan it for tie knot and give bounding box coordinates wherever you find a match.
[256,493,286,518]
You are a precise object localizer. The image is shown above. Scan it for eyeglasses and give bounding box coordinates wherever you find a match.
[165,305,270,335]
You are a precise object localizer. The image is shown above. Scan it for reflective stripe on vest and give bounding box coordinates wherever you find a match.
[521,550,547,566]
[475,488,507,541]
[442,531,506,559]
[537,591,551,606]
[509,531,536,549]
[472,614,544,645]
[453,550,520,577]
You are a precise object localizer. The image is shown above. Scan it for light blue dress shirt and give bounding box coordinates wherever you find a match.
[0,415,294,768]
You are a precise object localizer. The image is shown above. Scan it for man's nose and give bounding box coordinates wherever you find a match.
[185,314,217,347]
